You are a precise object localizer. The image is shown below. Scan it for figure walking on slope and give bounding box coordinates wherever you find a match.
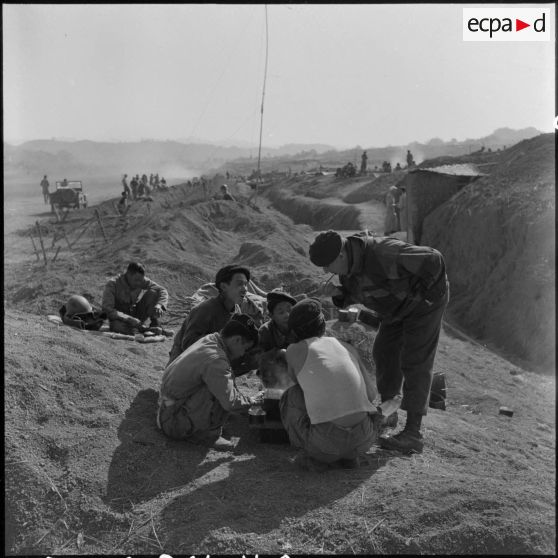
[40,175,50,204]
[384,184,404,236]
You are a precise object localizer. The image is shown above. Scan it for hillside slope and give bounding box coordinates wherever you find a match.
[5,307,555,555]
[4,163,555,555]
[421,134,555,373]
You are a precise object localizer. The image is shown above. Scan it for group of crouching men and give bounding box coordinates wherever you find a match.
[105,229,449,470]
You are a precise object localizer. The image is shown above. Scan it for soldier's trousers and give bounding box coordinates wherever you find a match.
[373,288,449,415]
[280,384,377,464]
[109,289,161,334]
[157,387,227,441]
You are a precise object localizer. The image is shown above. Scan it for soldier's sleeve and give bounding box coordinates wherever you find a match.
[101,279,131,322]
[397,245,445,290]
[144,277,169,310]
[202,357,252,411]
[179,306,212,353]
[331,281,357,309]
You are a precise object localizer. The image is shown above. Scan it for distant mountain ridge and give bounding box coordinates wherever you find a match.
[4,127,541,180]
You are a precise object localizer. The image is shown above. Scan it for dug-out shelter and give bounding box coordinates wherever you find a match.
[400,165,485,244]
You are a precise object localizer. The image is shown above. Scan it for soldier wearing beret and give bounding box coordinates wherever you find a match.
[308,230,449,454]
[258,289,298,352]
[168,264,249,364]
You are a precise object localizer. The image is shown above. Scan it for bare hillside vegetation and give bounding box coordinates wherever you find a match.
[4,141,555,554]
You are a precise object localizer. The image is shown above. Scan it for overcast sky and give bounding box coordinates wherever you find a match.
[3,3,555,149]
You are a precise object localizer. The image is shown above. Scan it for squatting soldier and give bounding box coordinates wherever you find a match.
[102,262,169,335]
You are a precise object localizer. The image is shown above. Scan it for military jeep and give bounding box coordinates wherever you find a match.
[50,180,88,213]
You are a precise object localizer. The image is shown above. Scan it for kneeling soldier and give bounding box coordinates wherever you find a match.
[157,314,260,450]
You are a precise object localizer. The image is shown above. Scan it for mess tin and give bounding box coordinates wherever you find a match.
[248,405,266,426]
[338,309,349,322]
[347,308,360,322]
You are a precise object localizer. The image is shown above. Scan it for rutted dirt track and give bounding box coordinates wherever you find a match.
[4,160,556,554]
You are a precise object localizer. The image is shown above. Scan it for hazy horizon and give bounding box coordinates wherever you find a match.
[2,124,546,151]
[3,4,555,149]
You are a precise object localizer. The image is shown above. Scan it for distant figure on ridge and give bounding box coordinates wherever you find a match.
[117,191,129,215]
[40,175,50,204]
[360,151,368,175]
[406,150,415,169]
[221,184,236,201]
[201,177,208,200]
[122,174,130,197]
[130,175,139,200]
[384,184,404,235]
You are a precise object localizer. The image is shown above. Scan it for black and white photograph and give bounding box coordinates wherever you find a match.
[4,3,555,555]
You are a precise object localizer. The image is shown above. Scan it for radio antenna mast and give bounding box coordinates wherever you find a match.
[254,5,269,205]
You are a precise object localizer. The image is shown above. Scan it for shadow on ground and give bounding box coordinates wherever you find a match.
[106,389,394,551]
[105,389,224,512]
[158,414,393,551]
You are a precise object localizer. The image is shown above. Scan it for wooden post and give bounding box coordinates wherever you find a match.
[61,227,73,252]
[29,234,41,261]
[35,221,48,266]
[51,246,62,263]
[94,209,108,243]
[68,217,95,248]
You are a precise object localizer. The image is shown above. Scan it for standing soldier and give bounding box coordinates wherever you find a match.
[360,151,368,175]
[201,177,208,200]
[122,174,130,197]
[40,175,50,204]
[384,184,404,235]
[406,150,415,169]
[137,175,145,197]
[130,175,138,200]
[308,230,449,454]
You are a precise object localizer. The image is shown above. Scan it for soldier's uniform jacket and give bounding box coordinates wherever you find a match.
[258,319,298,351]
[101,273,168,322]
[168,295,240,364]
[332,232,448,324]
[160,332,252,414]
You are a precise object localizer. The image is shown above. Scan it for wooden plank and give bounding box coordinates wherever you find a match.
[61,227,73,252]
[35,221,48,266]
[51,246,62,263]
[29,234,41,261]
[68,218,95,248]
[94,209,108,243]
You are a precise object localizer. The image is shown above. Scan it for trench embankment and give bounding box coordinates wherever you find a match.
[266,188,363,231]
[422,134,555,373]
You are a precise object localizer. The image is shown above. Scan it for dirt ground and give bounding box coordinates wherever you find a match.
[4,174,556,555]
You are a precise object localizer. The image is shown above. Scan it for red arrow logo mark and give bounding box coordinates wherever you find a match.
[516,19,530,31]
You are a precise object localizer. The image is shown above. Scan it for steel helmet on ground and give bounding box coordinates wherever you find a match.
[66,295,93,316]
